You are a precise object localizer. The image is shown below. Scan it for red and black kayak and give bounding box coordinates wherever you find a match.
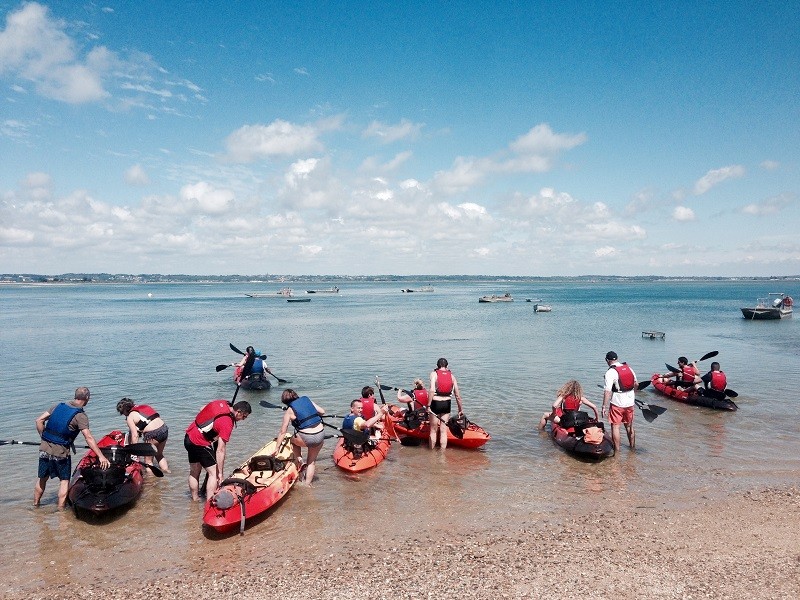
[650,374,738,411]
[388,405,490,449]
[68,430,148,517]
[549,411,614,460]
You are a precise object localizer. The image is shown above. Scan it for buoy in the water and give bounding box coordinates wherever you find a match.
[147,293,153,298]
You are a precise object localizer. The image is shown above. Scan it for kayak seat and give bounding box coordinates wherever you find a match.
[219,478,257,495]
[402,408,428,430]
[82,464,127,491]
[248,455,286,473]
[559,411,591,430]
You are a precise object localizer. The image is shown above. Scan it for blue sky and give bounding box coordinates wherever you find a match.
[1,1,798,276]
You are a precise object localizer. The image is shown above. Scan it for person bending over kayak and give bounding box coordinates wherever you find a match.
[602,351,638,452]
[271,389,326,486]
[699,362,728,401]
[397,378,430,410]
[538,380,599,430]
[184,399,251,501]
[428,358,464,450]
[116,397,171,473]
[658,356,699,388]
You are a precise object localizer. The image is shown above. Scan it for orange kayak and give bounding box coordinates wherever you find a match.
[332,434,391,472]
[388,404,490,449]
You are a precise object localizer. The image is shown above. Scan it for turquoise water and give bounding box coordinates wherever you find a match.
[1,280,798,592]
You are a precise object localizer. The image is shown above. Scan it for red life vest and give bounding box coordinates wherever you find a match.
[131,404,159,431]
[361,397,376,420]
[412,388,429,407]
[681,364,698,383]
[194,400,233,442]
[710,371,727,392]
[434,369,454,395]
[561,394,581,411]
[609,363,635,392]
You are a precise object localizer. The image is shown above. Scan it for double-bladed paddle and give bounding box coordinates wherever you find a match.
[228,342,291,384]
[597,381,666,423]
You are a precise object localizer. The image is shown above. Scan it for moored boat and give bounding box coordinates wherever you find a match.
[245,287,294,298]
[741,293,793,320]
[203,434,300,534]
[650,374,737,411]
[548,412,614,460]
[388,405,490,449]
[306,286,339,294]
[287,298,311,303]
[478,293,513,303]
[401,286,434,293]
[533,303,552,312]
[332,430,391,473]
[68,430,146,517]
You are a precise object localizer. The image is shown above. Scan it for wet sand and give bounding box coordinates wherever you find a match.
[10,485,799,600]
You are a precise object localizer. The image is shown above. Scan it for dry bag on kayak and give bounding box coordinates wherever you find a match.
[446,415,468,439]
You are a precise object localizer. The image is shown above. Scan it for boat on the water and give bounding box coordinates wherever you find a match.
[650,374,738,411]
[332,429,392,473]
[478,293,513,303]
[741,293,793,320]
[203,435,300,534]
[401,286,434,293]
[388,405,490,449]
[533,303,552,312]
[306,286,339,294]
[68,430,147,518]
[245,287,294,298]
[287,298,311,303]
[548,411,614,460]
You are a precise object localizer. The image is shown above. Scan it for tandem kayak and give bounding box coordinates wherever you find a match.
[68,430,147,517]
[234,366,272,390]
[332,432,391,473]
[203,434,299,534]
[549,412,614,460]
[388,405,490,449]
[650,374,738,411]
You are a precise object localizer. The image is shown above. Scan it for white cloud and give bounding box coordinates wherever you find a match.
[124,164,150,186]
[673,206,695,221]
[362,119,424,143]
[741,193,792,216]
[180,182,234,214]
[594,246,617,258]
[693,165,745,195]
[224,119,325,163]
[509,123,587,155]
[760,160,779,171]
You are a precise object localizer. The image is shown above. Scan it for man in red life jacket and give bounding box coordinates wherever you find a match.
[602,351,638,452]
[659,356,699,388]
[184,399,251,501]
[699,362,728,401]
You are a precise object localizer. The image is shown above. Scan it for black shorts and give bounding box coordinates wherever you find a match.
[430,399,451,416]
[184,433,216,468]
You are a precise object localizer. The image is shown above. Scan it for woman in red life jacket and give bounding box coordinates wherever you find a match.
[538,380,599,430]
[117,397,171,474]
[428,358,463,449]
[397,378,430,409]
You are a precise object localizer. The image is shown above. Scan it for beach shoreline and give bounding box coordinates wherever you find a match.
[9,485,798,600]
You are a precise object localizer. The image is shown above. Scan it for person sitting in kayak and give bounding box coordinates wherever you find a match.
[538,380,599,430]
[428,357,464,450]
[397,378,430,410]
[659,356,700,388]
[116,397,171,474]
[699,362,728,400]
[235,346,272,383]
[342,399,389,441]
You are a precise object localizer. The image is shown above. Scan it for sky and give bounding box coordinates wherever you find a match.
[0,1,798,277]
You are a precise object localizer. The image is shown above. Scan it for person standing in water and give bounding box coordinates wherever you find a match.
[428,358,463,449]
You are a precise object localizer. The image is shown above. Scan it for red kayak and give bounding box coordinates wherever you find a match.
[388,405,490,449]
[650,374,738,411]
[68,430,145,517]
[203,435,300,534]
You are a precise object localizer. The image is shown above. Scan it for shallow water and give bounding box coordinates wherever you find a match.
[1,280,798,593]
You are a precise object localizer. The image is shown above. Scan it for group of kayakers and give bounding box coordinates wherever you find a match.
[30,355,465,506]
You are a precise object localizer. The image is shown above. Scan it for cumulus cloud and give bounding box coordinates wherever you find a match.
[224,117,344,163]
[673,206,695,221]
[180,182,234,214]
[509,123,587,155]
[594,246,617,258]
[124,164,150,186]
[693,165,745,195]
[362,119,424,143]
[741,193,793,216]
[760,160,779,171]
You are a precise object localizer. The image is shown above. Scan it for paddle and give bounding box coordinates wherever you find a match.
[216,363,233,372]
[229,343,291,384]
[0,439,157,456]
[374,377,401,442]
[258,399,348,419]
[597,383,667,423]
[725,389,738,398]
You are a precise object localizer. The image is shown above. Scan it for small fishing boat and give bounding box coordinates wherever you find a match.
[203,435,300,534]
[741,293,793,320]
[306,286,339,294]
[533,303,552,312]
[332,430,391,473]
[68,430,148,518]
[478,293,513,303]
[401,286,434,293]
[388,405,490,449]
[287,297,311,303]
[650,374,738,411]
[548,412,614,460]
[245,287,294,298]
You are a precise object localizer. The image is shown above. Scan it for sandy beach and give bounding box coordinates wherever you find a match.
[10,485,798,600]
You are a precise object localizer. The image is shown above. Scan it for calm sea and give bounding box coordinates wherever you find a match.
[1,280,798,593]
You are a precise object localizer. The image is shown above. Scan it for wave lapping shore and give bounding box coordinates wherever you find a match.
[8,486,799,600]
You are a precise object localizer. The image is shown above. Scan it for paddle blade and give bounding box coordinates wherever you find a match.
[665,363,679,373]
[641,408,658,423]
[647,404,668,415]
[378,384,394,391]
[699,351,718,362]
[145,462,164,477]
[259,400,283,410]
[124,443,157,457]
[230,343,245,355]
[725,389,738,398]
[637,380,651,391]
[216,364,231,372]
[399,436,423,446]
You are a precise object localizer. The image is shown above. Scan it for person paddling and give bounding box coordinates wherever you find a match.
[659,356,699,388]
[698,362,728,401]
